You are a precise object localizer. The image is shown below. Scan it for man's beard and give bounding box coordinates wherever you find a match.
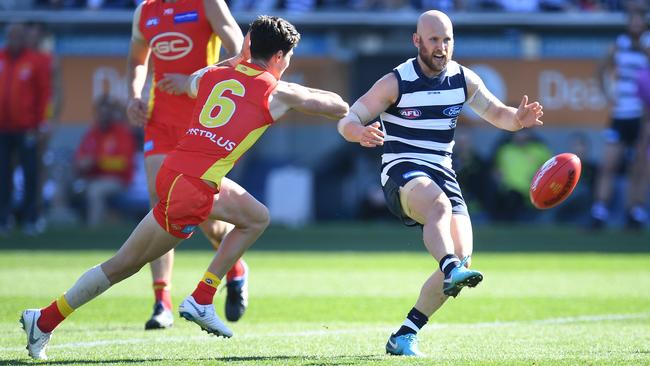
[419,47,448,73]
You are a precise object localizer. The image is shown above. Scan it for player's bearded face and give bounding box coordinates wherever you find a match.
[418,36,453,73]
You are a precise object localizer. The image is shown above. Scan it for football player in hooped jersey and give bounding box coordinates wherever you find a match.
[338,10,543,356]
[127,0,251,329]
[21,15,348,360]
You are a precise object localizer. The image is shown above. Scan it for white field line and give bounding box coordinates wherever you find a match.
[1,312,649,353]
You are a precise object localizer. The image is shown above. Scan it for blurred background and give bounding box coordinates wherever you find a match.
[0,0,649,240]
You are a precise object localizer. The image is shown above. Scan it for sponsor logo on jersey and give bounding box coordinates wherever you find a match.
[442,105,463,117]
[174,11,198,24]
[399,108,422,119]
[402,170,430,180]
[163,8,174,15]
[150,32,193,60]
[449,118,457,129]
[145,17,159,27]
[186,128,237,151]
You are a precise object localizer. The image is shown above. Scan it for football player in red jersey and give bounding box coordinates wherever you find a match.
[127,0,251,329]
[21,15,348,360]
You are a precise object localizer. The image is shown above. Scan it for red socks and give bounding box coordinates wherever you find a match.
[191,272,221,305]
[153,280,172,310]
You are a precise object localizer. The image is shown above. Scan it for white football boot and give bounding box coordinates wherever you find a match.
[20,309,52,360]
[178,296,233,338]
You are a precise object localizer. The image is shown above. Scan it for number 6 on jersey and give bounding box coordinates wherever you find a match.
[199,79,246,128]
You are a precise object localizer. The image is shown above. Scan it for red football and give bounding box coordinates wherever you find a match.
[529,153,582,209]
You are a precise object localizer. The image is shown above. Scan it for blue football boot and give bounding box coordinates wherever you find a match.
[442,256,483,297]
[386,333,425,356]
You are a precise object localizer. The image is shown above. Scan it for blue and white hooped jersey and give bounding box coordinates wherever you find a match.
[379,58,467,186]
[612,32,650,120]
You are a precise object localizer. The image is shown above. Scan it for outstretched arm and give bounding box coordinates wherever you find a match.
[464,66,543,131]
[269,81,349,121]
[337,73,397,147]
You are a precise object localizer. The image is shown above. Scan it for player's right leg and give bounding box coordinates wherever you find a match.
[144,154,175,330]
[384,173,481,356]
[21,211,183,360]
[181,177,269,337]
[591,139,624,228]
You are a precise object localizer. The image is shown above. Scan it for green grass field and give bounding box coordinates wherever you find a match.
[1,246,649,365]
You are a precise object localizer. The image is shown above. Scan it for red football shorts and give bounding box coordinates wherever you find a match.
[143,121,188,158]
[152,164,217,239]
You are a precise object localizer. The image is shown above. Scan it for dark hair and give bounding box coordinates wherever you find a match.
[249,15,300,61]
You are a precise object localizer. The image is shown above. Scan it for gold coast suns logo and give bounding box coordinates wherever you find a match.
[150,32,193,60]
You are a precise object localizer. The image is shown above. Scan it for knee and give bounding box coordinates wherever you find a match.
[250,204,270,232]
[104,253,146,282]
[427,195,452,221]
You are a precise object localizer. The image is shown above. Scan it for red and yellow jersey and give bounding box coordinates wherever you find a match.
[0,49,51,131]
[137,0,221,127]
[164,62,277,186]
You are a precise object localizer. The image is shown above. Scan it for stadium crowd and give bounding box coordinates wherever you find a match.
[0,0,639,12]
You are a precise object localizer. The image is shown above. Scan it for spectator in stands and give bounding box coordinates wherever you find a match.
[74,95,136,227]
[452,127,490,218]
[351,0,414,11]
[0,22,51,235]
[419,0,466,11]
[489,130,551,222]
[591,3,650,229]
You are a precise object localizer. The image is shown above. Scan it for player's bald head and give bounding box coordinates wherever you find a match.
[416,10,453,36]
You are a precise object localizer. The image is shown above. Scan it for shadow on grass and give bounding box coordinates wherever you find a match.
[216,354,385,364]
[1,355,387,365]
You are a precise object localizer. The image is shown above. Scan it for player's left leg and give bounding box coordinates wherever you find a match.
[181,179,269,337]
[22,212,183,360]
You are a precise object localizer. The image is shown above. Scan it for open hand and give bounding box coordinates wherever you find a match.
[515,95,544,128]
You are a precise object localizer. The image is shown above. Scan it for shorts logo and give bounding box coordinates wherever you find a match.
[442,105,463,117]
[143,140,154,152]
[145,17,159,27]
[163,8,173,15]
[150,32,193,60]
[174,11,198,24]
[399,108,422,119]
[402,170,430,180]
[181,225,197,234]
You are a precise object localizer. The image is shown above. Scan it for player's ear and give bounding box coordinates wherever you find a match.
[274,50,284,62]
[412,33,420,48]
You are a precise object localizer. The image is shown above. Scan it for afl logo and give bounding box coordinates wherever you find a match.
[442,105,463,117]
[399,108,422,119]
[150,32,193,60]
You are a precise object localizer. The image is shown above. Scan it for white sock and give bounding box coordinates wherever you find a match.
[64,265,111,309]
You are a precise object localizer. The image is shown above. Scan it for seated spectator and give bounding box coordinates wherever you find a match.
[74,95,136,227]
[489,130,552,221]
